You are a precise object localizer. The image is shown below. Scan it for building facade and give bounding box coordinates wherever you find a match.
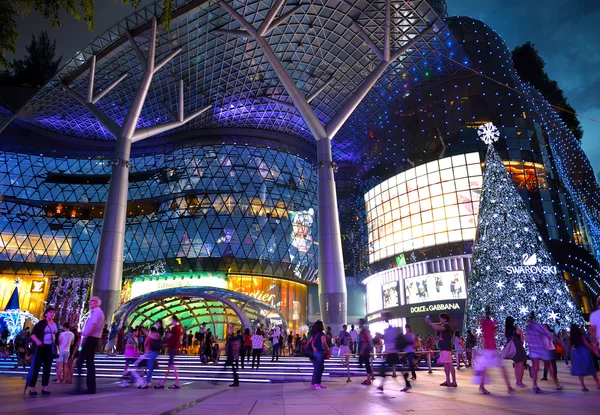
[350,16,600,335]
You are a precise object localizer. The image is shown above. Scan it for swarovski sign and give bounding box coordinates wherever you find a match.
[505,253,557,275]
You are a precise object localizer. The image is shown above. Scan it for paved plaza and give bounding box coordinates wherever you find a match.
[0,363,597,415]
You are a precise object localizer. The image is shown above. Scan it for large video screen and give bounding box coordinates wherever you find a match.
[382,281,399,308]
[404,271,466,305]
[365,153,482,264]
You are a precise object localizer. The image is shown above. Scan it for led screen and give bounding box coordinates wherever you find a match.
[404,271,466,305]
[382,281,399,308]
[365,153,482,263]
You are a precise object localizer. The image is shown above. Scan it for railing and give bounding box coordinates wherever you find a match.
[341,350,442,382]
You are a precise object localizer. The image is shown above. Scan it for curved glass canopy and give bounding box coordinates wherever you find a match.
[113,287,288,336]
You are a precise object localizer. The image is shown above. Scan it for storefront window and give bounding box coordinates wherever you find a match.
[227,275,307,334]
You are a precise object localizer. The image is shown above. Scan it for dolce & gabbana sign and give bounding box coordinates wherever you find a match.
[407,299,466,317]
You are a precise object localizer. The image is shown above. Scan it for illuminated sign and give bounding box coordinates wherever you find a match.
[505,253,557,275]
[365,153,482,264]
[367,312,382,322]
[130,272,227,299]
[234,287,276,303]
[409,303,461,314]
[404,271,466,305]
[30,280,46,293]
[408,300,466,316]
[395,254,406,268]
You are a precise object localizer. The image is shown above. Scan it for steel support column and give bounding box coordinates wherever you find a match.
[66,17,209,324]
[216,0,437,333]
[317,137,347,333]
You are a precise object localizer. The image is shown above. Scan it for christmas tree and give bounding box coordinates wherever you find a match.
[465,123,584,345]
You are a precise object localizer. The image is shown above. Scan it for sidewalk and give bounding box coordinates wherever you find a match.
[0,362,598,415]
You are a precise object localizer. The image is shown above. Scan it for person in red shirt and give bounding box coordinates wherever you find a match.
[477,307,515,395]
[156,315,184,389]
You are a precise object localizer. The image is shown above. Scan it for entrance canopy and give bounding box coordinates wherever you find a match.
[113,287,287,335]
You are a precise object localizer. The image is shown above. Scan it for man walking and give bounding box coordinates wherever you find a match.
[270,325,281,362]
[338,325,351,366]
[358,319,373,385]
[74,296,104,394]
[378,314,411,392]
[106,322,118,357]
[157,315,184,389]
[349,324,358,355]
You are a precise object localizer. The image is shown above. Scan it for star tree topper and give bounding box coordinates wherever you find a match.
[478,122,500,146]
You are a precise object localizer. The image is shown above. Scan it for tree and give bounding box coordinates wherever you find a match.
[512,42,583,142]
[0,0,175,69]
[10,31,62,88]
[464,123,583,345]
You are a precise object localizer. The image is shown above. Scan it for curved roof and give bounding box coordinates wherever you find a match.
[113,286,288,331]
[10,0,468,162]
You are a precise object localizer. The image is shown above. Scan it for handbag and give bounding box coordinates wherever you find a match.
[51,342,60,359]
[302,338,315,359]
[500,340,516,359]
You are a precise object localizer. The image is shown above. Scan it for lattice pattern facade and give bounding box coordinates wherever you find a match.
[10,0,468,162]
[0,143,318,280]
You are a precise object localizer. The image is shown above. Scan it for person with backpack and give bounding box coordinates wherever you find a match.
[358,319,374,385]
[404,324,418,380]
[377,313,412,392]
[338,325,351,366]
[225,333,242,387]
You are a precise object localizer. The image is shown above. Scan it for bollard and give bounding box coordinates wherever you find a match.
[370,353,375,380]
[427,351,433,374]
[346,354,352,382]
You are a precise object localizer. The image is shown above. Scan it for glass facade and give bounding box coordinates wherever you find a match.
[0,143,319,281]
[348,16,600,314]
[227,275,308,334]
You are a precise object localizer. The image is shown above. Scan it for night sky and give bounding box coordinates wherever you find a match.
[11,0,600,173]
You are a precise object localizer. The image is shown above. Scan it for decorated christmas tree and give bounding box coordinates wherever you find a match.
[465,123,584,344]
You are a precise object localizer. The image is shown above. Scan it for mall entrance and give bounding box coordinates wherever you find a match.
[112,287,287,341]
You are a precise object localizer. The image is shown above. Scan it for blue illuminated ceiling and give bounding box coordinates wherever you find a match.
[9,0,468,162]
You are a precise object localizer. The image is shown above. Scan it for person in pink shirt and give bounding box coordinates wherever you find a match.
[477,307,515,395]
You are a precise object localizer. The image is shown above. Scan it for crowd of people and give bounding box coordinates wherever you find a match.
[305,299,600,394]
[7,296,600,395]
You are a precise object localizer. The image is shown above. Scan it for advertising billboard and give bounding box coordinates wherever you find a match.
[404,270,466,305]
[365,153,482,263]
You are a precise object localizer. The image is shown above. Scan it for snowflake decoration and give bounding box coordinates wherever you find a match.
[548,311,559,321]
[475,327,482,336]
[496,280,505,289]
[515,243,521,248]
[519,306,529,315]
[516,282,525,290]
[477,122,500,145]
